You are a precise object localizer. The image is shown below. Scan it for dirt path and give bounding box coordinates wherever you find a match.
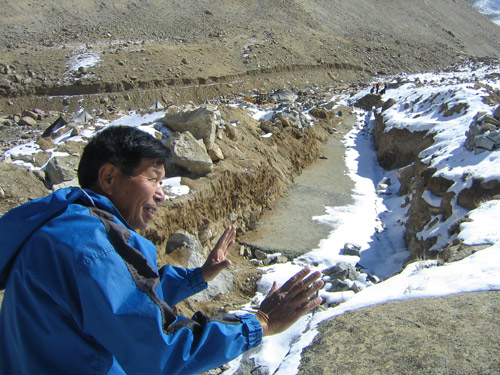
[239,107,356,258]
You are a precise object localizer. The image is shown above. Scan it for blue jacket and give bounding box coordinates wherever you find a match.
[0,187,262,375]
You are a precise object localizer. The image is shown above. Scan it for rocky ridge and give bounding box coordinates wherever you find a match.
[367,66,500,262]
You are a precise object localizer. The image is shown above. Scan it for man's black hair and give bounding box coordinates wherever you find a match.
[78,125,170,188]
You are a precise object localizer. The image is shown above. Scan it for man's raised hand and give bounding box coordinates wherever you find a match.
[255,267,324,336]
[201,226,236,282]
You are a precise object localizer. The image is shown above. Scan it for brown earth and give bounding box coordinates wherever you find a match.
[1,1,500,374]
[2,0,500,117]
[300,291,500,375]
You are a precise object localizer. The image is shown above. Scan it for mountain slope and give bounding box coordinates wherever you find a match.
[1,0,500,116]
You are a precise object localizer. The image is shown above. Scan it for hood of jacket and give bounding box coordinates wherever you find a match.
[0,186,126,289]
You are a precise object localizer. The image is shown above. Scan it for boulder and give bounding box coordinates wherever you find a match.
[166,230,202,255]
[342,243,362,256]
[259,120,280,134]
[165,131,213,176]
[323,262,358,281]
[354,93,384,111]
[36,137,56,151]
[382,98,397,112]
[19,116,37,126]
[0,78,11,89]
[271,89,297,102]
[31,151,52,168]
[465,109,500,153]
[483,115,500,127]
[326,279,351,292]
[474,134,495,151]
[0,162,48,215]
[44,155,80,186]
[253,249,267,261]
[162,106,217,150]
[22,110,41,121]
[207,143,224,162]
[493,104,500,120]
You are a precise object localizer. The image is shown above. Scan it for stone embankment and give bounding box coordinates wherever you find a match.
[368,91,500,261]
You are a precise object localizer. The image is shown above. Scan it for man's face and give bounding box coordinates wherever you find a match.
[108,158,166,230]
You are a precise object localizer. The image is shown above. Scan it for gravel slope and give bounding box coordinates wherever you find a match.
[1,0,500,115]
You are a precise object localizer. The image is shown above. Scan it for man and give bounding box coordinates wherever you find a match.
[0,125,323,375]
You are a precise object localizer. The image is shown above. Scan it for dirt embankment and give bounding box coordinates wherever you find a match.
[147,105,342,316]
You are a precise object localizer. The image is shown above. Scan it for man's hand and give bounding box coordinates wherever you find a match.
[201,226,236,282]
[255,267,324,336]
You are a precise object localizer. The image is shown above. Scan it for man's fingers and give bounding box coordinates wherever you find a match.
[285,270,323,300]
[216,239,235,261]
[302,279,324,300]
[213,226,236,261]
[279,267,311,293]
[218,226,235,247]
[269,281,279,295]
[297,296,323,315]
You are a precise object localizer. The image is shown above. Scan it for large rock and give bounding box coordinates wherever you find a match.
[162,106,217,150]
[44,155,80,186]
[165,131,213,176]
[166,230,202,255]
[19,116,37,126]
[382,98,397,112]
[493,104,500,120]
[207,143,224,162]
[323,262,358,281]
[354,93,385,111]
[271,89,297,102]
[465,109,500,154]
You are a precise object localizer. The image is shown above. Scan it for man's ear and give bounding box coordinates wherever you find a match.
[97,163,119,196]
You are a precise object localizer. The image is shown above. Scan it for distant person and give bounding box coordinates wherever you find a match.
[380,84,387,95]
[376,82,380,94]
[0,125,324,375]
[370,86,375,94]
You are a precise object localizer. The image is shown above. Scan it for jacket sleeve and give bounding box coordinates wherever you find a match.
[158,265,207,306]
[77,255,262,375]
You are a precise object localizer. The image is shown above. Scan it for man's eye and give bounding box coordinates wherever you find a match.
[149,178,162,186]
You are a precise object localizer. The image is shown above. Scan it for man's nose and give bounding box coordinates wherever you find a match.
[154,184,166,202]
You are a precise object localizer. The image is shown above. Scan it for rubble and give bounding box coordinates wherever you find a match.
[465,105,500,153]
